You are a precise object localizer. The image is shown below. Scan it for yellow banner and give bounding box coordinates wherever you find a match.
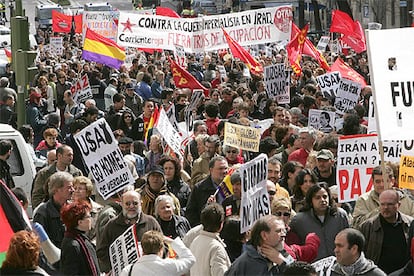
[224,122,261,152]
[399,155,414,189]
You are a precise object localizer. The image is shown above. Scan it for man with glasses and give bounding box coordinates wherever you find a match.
[96,190,161,273]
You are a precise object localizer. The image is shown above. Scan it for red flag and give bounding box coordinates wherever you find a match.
[138,48,163,54]
[291,23,330,71]
[168,57,209,96]
[330,10,366,53]
[287,23,309,76]
[222,28,263,76]
[329,57,366,87]
[52,10,82,33]
[156,7,181,18]
[4,48,11,62]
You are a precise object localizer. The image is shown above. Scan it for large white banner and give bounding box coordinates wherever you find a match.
[74,119,134,199]
[264,63,290,104]
[367,28,414,141]
[117,6,292,53]
[82,11,119,41]
[336,134,380,203]
[109,225,142,276]
[240,154,269,233]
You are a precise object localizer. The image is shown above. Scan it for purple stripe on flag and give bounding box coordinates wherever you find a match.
[82,50,123,69]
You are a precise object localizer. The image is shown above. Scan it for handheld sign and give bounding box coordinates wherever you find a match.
[316,71,341,100]
[240,154,269,233]
[71,74,93,104]
[334,78,361,115]
[316,36,330,52]
[264,63,290,104]
[155,108,183,157]
[74,118,135,199]
[308,109,336,133]
[109,225,142,276]
[224,122,261,152]
[337,134,380,202]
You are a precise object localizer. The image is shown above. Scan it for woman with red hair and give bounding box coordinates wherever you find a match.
[0,230,48,275]
[60,200,100,276]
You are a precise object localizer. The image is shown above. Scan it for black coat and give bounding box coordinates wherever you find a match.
[186,176,217,227]
[33,199,65,248]
[60,230,100,276]
[167,178,191,215]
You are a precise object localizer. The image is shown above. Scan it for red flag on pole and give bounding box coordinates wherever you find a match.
[329,57,367,87]
[168,57,209,96]
[287,23,309,76]
[222,28,263,76]
[330,10,366,53]
[52,10,82,33]
[156,7,181,18]
[291,23,330,71]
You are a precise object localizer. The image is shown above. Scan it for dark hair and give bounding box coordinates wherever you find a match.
[304,83,317,95]
[281,161,304,180]
[85,106,99,116]
[259,137,279,154]
[208,155,226,169]
[60,200,91,230]
[113,93,125,103]
[293,169,318,199]
[19,125,33,143]
[132,140,147,156]
[250,215,277,248]
[200,203,224,232]
[69,119,88,134]
[340,228,365,254]
[371,165,393,180]
[142,73,152,84]
[303,95,316,109]
[158,156,181,180]
[205,101,219,118]
[11,187,28,207]
[303,182,337,214]
[283,261,317,275]
[47,113,60,127]
[274,126,289,145]
[0,139,12,155]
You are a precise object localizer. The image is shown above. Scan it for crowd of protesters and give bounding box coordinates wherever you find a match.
[2,26,414,276]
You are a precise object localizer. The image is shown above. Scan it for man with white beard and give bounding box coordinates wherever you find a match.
[96,190,162,273]
[225,215,294,276]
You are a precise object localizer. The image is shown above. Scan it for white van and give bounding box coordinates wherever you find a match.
[0,124,36,216]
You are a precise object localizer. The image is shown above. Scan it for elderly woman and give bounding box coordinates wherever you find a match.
[0,230,48,275]
[72,176,103,244]
[290,182,349,260]
[291,169,318,212]
[60,200,100,276]
[271,197,320,263]
[222,144,244,167]
[155,194,191,239]
[159,156,191,215]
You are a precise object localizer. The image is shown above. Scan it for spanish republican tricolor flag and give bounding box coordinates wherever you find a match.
[0,180,31,266]
[82,28,126,69]
[222,28,263,76]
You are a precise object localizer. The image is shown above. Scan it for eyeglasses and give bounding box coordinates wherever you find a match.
[274,211,291,217]
[268,190,276,196]
[125,201,139,206]
[226,150,238,154]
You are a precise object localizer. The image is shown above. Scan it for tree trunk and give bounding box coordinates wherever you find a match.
[299,0,305,28]
[336,0,353,20]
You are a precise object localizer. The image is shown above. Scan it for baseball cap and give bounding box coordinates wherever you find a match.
[317,149,334,160]
[148,165,164,177]
[125,82,134,89]
[29,91,42,102]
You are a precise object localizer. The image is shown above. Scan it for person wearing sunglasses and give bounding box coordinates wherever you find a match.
[222,144,244,167]
[96,190,162,274]
[271,197,320,263]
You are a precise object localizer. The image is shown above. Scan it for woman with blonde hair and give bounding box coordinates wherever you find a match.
[0,230,48,275]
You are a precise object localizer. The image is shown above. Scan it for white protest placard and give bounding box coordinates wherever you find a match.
[124,53,136,68]
[382,140,414,164]
[74,118,135,199]
[308,109,336,133]
[50,36,63,56]
[240,154,269,233]
[316,36,330,53]
[312,256,336,276]
[184,89,204,133]
[367,28,414,141]
[155,107,183,157]
[337,134,380,203]
[316,71,341,100]
[71,74,93,103]
[174,44,187,68]
[367,96,376,134]
[330,39,342,54]
[82,11,119,41]
[117,6,293,53]
[224,122,261,152]
[334,78,361,115]
[109,225,142,276]
[264,63,290,104]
